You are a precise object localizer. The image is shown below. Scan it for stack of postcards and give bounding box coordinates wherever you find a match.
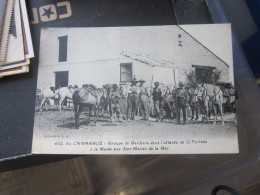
[0,0,34,78]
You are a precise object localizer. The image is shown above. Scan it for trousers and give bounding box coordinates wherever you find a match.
[140,94,149,120]
[127,93,138,120]
[111,103,122,120]
[190,102,199,120]
[177,97,187,124]
[154,100,161,120]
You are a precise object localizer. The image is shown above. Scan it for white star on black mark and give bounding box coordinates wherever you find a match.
[42,7,55,19]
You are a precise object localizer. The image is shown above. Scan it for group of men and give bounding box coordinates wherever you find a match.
[109,77,198,124]
[109,77,151,122]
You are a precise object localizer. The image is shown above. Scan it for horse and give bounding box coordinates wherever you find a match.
[103,83,117,118]
[56,85,78,111]
[39,87,58,112]
[96,87,108,116]
[197,83,224,125]
[161,93,176,119]
[72,85,104,128]
[221,86,236,113]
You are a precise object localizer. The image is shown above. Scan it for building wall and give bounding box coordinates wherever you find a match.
[120,25,232,84]
[39,27,120,66]
[37,59,120,89]
[169,26,231,83]
[120,55,176,87]
[37,26,233,91]
[38,27,121,89]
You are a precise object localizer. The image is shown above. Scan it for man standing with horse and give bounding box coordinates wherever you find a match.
[175,82,188,125]
[187,84,199,121]
[152,82,162,122]
[139,79,149,120]
[110,84,124,123]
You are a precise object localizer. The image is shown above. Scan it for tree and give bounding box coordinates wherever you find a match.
[184,69,196,88]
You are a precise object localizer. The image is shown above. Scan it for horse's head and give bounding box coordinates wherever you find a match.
[50,87,55,93]
[159,83,167,96]
[196,83,206,100]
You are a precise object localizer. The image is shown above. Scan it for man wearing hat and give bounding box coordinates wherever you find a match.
[139,79,149,120]
[187,84,199,121]
[127,76,139,121]
[175,82,188,124]
[110,84,123,122]
[152,82,162,122]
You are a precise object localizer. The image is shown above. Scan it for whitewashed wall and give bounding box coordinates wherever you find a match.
[37,26,233,91]
[120,55,176,87]
[120,25,232,83]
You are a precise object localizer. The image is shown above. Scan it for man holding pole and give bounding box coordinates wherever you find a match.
[139,79,149,120]
[127,76,139,121]
[175,82,188,125]
[152,82,162,122]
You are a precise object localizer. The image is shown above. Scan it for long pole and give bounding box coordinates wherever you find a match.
[150,74,153,98]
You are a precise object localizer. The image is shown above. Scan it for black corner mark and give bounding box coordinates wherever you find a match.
[42,7,55,19]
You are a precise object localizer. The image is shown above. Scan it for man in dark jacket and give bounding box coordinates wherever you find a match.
[110,84,123,123]
[152,82,162,122]
[175,82,188,124]
[127,77,139,121]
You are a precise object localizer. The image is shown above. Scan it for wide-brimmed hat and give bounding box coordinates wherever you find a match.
[154,82,159,85]
[113,84,118,88]
[139,79,146,83]
[131,76,138,83]
[179,82,185,87]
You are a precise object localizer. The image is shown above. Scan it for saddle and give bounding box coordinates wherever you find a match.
[68,85,75,93]
[82,84,99,97]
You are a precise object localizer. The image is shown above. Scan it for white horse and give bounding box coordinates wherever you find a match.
[56,86,78,111]
[197,83,224,125]
[40,87,58,112]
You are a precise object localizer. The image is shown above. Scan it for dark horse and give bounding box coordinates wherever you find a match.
[72,86,103,128]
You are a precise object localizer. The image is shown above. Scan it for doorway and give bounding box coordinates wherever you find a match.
[192,65,216,84]
[55,71,69,89]
[55,71,69,106]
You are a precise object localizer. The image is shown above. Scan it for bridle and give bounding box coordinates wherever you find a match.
[197,85,207,102]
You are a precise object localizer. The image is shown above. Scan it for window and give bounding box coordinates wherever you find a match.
[58,36,68,62]
[120,63,132,83]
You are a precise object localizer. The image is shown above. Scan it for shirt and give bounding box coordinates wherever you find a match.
[152,88,162,101]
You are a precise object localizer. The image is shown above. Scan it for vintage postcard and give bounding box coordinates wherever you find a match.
[0,64,28,77]
[0,0,15,62]
[0,58,29,70]
[3,0,25,65]
[32,24,238,154]
[0,0,7,40]
[20,0,34,58]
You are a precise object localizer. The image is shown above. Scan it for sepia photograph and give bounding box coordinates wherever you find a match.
[32,24,238,154]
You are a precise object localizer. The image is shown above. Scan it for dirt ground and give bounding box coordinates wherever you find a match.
[34,105,236,129]
[34,106,237,140]
[33,106,238,154]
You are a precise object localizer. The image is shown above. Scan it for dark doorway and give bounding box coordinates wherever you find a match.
[55,71,69,105]
[192,65,215,84]
[55,71,69,89]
